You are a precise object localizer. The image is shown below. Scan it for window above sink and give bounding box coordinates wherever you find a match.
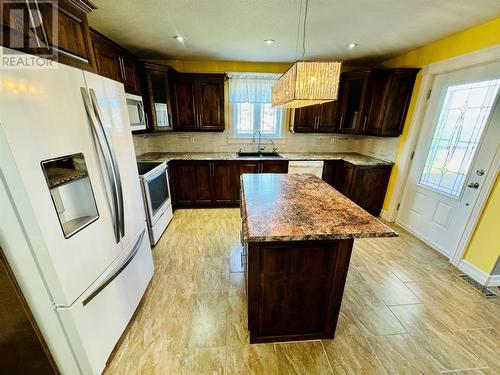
[228,73,284,139]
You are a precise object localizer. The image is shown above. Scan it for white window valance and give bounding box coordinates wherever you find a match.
[227,72,281,103]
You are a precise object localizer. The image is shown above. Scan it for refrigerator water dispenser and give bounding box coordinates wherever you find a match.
[41,153,99,238]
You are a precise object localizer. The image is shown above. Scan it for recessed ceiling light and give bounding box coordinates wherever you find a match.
[173,35,185,43]
[347,43,358,49]
[264,39,275,45]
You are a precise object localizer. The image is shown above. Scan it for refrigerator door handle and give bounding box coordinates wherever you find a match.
[81,87,121,243]
[82,228,146,306]
[88,89,125,240]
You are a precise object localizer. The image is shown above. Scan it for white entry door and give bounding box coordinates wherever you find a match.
[398,61,500,258]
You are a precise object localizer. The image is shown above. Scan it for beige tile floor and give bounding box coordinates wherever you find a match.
[104,208,500,374]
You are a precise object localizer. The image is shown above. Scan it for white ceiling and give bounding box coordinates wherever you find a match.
[88,0,500,64]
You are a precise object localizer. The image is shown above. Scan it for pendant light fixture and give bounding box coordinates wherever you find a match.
[272,0,341,108]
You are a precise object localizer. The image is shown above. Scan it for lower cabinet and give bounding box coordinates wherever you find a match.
[169,158,391,214]
[170,160,239,208]
[212,161,239,205]
[322,161,392,216]
[170,160,289,208]
[260,160,289,173]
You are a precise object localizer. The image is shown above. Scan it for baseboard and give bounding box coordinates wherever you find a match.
[487,274,500,287]
[380,209,393,222]
[458,260,499,286]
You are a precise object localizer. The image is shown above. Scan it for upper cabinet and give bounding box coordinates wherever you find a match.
[138,62,175,132]
[1,0,96,71]
[291,68,418,137]
[336,70,372,134]
[90,29,140,95]
[173,74,225,132]
[362,68,419,136]
[336,68,419,136]
[292,101,338,133]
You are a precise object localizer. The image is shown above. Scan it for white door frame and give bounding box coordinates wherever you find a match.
[384,44,500,267]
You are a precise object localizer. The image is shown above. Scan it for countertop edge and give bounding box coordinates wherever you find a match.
[137,152,394,166]
[241,231,399,243]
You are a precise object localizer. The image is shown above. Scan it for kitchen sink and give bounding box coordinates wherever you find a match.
[237,151,282,158]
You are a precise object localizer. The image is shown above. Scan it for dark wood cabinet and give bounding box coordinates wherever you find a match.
[90,30,140,95]
[170,159,288,208]
[322,161,392,215]
[247,239,354,343]
[1,0,96,71]
[212,161,239,204]
[120,54,140,94]
[138,62,175,132]
[322,160,354,195]
[91,33,120,81]
[238,160,288,174]
[239,161,260,174]
[169,161,196,205]
[292,105,318,133]
[362,69,419,136]
[336,70,372,134]
[0,248,58,374]
[260,160,289,173]
[169,158,389,213]
[170,160,239,207]
[348,165,393,215]
[292,101,337,133]
[173,74,225,132]
[173,76,198,131]
[193,162,213,203]
[335,69,418,136]
[169,161,213,205]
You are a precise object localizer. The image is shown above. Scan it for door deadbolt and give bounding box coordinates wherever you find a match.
[476,169,485,176]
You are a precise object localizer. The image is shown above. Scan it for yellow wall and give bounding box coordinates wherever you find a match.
[381,17,500,274]
[464,176,500,273]
[151,59,290,74]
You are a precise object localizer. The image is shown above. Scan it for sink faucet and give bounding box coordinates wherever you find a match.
[269,139,279,153]
[252,130,264,153]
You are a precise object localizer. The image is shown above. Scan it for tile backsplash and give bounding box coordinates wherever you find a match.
[133,129,400,162]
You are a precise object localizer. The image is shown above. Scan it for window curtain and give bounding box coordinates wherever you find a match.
[227,73,281,103]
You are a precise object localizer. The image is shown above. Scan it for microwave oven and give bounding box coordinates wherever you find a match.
[125,93,147,131]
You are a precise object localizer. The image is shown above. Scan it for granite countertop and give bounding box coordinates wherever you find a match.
[241,173,397,242]
[137,151,393,166]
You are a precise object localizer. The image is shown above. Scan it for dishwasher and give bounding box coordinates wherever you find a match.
[288,161,325,178]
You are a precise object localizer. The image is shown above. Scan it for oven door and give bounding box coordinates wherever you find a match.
[143,166,171,225]
[126,94,147,131]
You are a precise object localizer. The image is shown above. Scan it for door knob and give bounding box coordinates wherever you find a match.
[467,182,479,189]
[476,169,485,176]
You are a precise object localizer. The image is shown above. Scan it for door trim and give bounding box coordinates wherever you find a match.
[386,44,500,268]
[451,146,500,266]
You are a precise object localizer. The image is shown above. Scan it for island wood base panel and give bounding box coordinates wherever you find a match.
[247,238,354,343]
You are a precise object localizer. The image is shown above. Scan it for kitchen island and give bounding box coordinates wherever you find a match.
[241,173,397,343]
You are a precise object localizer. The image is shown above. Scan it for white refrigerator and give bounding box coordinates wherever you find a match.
[0,48,154,374]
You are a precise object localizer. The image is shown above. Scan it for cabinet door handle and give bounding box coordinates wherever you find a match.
[118,58,123,79]
[314,116,319,129]
[362,115,368,131]
[35,2,49,49]
[122,58,127,81]
[123,59,127,80]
